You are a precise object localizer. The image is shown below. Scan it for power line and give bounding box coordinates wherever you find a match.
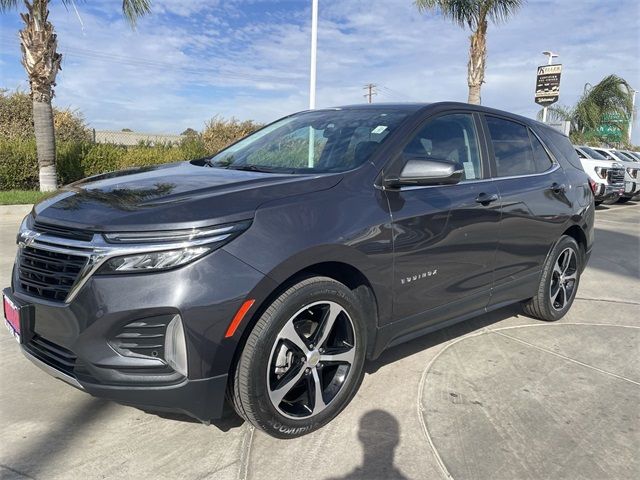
[378,85,412,101]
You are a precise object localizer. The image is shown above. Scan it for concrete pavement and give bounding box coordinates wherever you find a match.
[0,202,638,480]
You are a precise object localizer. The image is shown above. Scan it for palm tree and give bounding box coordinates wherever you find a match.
[415,0,525,105]
[544,75,635,145]
[0,0,150,191]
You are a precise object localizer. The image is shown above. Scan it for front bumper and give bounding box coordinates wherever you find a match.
[623,180,639,197]
[8,247,274,422]
[594,182,624,201]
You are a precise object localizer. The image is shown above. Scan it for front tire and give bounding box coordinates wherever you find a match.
[231,276,367,438]
[523,236,582,321]
[617,196,632,203]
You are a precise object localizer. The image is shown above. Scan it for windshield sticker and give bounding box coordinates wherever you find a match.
[463,162,476,179]
[372,125,387,134]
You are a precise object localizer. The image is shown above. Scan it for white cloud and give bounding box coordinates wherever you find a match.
[1,0,638,141]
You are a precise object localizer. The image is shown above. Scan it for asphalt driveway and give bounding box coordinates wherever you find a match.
[1,202,638,480]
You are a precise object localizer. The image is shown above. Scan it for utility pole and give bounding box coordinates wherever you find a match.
[541,51,559,123]
[363,84,377,104]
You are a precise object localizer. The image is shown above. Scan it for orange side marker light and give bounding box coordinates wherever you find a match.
[225,299,255,338]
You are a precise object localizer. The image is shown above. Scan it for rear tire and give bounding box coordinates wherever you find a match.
[617,196,632,203]
[231,276,367,438]
[594,200,603,206]
[523,236,582,321]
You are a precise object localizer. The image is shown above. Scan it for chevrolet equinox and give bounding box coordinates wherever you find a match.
[3,103,594,438]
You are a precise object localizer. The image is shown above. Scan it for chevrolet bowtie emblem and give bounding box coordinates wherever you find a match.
[18,229,41,247]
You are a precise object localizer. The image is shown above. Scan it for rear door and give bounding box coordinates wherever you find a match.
[481,114,573,306]
[386,112,500,324]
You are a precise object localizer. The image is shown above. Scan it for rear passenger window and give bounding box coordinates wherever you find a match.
[530,132,554,172]
[486,116,551,177]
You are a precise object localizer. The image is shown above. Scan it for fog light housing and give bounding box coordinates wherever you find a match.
[165,315,188,377]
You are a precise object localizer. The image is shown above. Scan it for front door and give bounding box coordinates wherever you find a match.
[385,112,500,324]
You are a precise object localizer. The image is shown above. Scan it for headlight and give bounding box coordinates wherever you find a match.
[102,220,251,244]
[627,168,638,179]
[98,247,210,273]
[594,167,608,179]
[96,220,251,274]
[16,213,33,243]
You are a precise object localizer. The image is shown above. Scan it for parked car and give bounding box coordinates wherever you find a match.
[3,103,594,438]
[592,147,640,202]
[574,145,626,205]
[619,150,640,162]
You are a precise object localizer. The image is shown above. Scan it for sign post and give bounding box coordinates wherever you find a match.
[535,63,562,122]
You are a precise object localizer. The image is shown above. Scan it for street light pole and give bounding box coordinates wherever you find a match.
[308,0,319,167]
[629,88,636,144]
[309,0,318,110]
[541,50,559,123]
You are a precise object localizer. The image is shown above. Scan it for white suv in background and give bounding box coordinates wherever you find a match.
[592,147,640,203]
[574,146,626,205]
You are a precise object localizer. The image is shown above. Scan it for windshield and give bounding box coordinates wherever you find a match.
[618,151,639,162]
[205,109,410,173]
[580,146,606,160]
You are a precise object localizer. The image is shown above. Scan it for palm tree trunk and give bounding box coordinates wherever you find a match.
[467,19,487,105]
[32,98,57,190]
[19,0,61,192]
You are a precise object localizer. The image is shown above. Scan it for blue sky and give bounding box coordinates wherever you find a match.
[1,0,639,143]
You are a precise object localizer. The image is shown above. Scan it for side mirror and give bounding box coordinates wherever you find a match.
[384,157,463,188]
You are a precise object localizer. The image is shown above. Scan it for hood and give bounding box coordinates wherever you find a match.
[33,161,343,231]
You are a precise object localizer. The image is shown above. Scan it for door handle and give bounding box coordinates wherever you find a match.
[475,192,499,204]
[550,182,567,193]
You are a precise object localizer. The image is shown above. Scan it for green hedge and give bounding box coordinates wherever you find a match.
[0,138,212,190]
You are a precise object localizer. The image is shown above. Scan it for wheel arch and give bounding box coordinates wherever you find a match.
[231,258,382,375]
[562,224,587,254]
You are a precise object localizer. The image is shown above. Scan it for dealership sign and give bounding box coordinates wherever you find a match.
[535,64,562,107]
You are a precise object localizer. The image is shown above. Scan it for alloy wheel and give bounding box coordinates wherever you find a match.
[549,247,578,311]
[267,300,356,419]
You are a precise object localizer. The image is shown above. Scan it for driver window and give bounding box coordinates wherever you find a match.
[402,114,482,181]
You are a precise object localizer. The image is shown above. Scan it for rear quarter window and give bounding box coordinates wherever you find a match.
[537,128,582,170]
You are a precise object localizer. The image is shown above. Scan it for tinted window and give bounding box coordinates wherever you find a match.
[575,148,587,159]
[402,114,482,181]
[486,116,539,177]
[530,131,554,172]
[580,146,606,160]
[617,151,638,162]
[594,149,615,160]
[541,128,582,169]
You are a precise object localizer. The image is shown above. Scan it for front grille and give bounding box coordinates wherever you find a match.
[26,335,77,376]
[18,246,88,302]
[608,168,625,184]
[33,221,94,241]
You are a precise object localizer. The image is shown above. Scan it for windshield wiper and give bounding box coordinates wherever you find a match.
[204,158,231,168]
[228,164,295,174]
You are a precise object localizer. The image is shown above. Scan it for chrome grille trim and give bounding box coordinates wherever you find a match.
[17,229,233,304]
